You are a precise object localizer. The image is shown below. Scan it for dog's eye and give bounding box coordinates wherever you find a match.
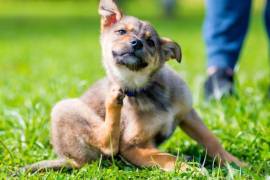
[116,29,127,35]
[146,39,155,47]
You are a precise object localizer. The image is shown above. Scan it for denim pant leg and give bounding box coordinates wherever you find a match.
[264,0,270,81]
[204,0,252,70]
[265,0,270,46]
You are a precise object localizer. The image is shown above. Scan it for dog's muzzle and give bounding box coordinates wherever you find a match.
[112,39,148,71]
[112,50,148,71]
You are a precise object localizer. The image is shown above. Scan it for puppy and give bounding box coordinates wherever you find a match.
[22,0,245,172]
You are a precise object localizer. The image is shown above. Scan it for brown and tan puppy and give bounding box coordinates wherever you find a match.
[22,0,245,172]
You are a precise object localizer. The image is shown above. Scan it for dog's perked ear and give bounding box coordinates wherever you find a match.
[99,0,123,30]
[160,38,182,63]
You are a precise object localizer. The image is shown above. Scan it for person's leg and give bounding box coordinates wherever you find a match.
[264,0,270,40]
[204,0,252,70]
[264,0,270,98]
[161,0,176,17]
[203,0,252,100]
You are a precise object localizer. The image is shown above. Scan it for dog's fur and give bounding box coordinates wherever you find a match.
[22,0,245,172]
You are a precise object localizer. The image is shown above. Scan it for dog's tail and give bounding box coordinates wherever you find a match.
[19,159,77,173]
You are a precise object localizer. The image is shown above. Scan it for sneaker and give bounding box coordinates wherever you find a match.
[204,68,234,100]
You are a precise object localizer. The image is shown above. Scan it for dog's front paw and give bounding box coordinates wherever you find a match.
[220,151,248,168]
[106,85,125,107]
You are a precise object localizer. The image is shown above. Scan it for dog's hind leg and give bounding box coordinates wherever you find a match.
[50,85,124,167]
[20,98,102,173]
[21,85,124,173]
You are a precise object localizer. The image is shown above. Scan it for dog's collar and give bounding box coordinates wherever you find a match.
[124,88,147,97]
[123,81,170,111]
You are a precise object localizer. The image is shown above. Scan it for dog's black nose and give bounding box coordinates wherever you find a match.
[130,39,143,51]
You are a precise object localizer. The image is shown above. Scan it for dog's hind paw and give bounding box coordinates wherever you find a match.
[107,85,126,106]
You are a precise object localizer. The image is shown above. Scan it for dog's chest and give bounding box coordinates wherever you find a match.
[121,107,176,145]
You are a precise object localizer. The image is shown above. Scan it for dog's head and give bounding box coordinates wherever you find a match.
[99,0,181,90]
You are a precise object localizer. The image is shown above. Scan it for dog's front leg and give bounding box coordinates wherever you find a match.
[120,143,189,171]
[98,86,125,156]
[178,109,246,167]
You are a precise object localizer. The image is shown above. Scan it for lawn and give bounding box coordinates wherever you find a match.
[0,0,269,179]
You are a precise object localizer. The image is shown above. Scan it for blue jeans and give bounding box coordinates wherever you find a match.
[204,0,270,70]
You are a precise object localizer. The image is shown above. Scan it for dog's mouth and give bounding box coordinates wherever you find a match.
[112,51,148,71]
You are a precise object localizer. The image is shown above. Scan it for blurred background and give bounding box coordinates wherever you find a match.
[0,0,267,97]
[0,0,268,103]
[0,0,269,178]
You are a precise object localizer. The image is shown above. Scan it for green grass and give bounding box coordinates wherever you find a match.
[0,0,270,179]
